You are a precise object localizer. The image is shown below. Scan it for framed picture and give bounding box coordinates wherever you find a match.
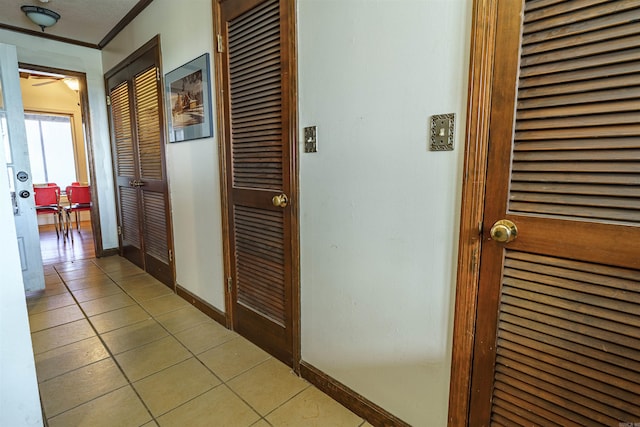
[165,53,213,142]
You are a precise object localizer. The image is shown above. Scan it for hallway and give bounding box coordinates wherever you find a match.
[27,254,370,426]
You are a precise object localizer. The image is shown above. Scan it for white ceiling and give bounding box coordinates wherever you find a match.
[0,0,145,47]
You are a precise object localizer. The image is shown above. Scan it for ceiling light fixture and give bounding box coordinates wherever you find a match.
[21,5,60,32]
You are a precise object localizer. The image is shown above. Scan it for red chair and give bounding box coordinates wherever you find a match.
[64,185,91,239]
[33,185,62,238]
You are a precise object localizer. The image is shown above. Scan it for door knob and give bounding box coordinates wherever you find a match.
[490,219,518,243]
[272,194,289,208]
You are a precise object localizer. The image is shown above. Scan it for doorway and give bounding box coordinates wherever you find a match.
[450,1,640,425]
[17,65,101,264]
[215,0,300,367]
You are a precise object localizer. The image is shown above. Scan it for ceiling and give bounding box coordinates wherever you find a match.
[0,0,152,48]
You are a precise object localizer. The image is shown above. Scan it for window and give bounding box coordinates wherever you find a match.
[24,113,76,186]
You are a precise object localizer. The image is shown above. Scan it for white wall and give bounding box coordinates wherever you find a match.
[0,96,43,426]
[297,1,471,425]
[101,0,225,310]
[0,29,118,250]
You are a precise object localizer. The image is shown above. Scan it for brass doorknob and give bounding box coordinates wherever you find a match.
[272,194,289,208]
[490,219,518,243]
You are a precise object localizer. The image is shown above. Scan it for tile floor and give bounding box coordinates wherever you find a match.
[27,256,373,427]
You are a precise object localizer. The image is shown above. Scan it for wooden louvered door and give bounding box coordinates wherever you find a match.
[218,0,297,365]
[107,38,174,287]
[469,1,640,425]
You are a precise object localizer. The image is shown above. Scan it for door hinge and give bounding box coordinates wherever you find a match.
[117,225,122,235]
[227,276,232,293]
[106,95,111,106]
[217,34,224,53]
[168,249,173,262]
[156,67,161,81]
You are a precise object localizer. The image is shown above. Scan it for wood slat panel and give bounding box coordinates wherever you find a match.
[490,250,640,423]
[142,191,168,263]
[495,370,622,425]
[510,1,640,227]
[134,67,162,181]
[498,347,640,410]
[511,182,640,198]
[523,22,640,56]
[119,186,139,246]
[234,205,285,324]
[524,0,611,24]
[523,1,640,35]
[110,82,135,178]
[229,0,282,191]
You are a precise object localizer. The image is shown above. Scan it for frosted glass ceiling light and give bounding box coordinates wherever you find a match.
[21,5,60,32]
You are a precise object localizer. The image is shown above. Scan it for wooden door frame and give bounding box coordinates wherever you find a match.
[212,0,301,371]
[18,62,105,256]
[448,0,498,425]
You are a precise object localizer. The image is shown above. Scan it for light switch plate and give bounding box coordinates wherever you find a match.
[304,126,317,153]
[429,113,455,151]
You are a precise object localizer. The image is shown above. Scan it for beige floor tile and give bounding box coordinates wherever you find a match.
[115,336,191,382]
[140,422,159,427]
[35,336,109,382]
[58,266,106,282]
[27,291,75,315]
[155,306,212,334]
[29,304,85,332]
[89,305,151,334]
[105,265,146,281]
[91,255,135,271]
[27,280,67,298]
[65,274,116,291]
[43,264,57,274]
[174,321,237,355]
[116,273,165,291]
[266,386,363,427]
[47,385,151,427]
[138,294,190,317]
[54,259,98,272]
[71,283,123,302]
[40,358,128,418]
[157,385,260,427]
[125,282,174,302]
[31,319,96,354]
[133,357,221,417]
[79,292,136,317]
[228,358,309,416]
[197,337,271,381]
[102,318,169,354]
[250,420,270,427]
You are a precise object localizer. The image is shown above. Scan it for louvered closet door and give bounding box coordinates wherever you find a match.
[470,1,640,425]
[133,65,173,286]
[109,76,143,268]
[220,0,294,364]
[106,37,174,288]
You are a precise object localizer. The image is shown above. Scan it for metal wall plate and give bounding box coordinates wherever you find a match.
[304,126,317,153]
[430,113,455,151]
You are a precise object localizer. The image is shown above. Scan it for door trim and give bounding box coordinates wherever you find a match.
[447,0,497,425]
[212,0,301,371]
[18,63,104,256]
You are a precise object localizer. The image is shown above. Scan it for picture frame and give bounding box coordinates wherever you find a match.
[165,53,213,142]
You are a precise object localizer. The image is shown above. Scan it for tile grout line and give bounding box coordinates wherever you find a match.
[42,260,158,425]
[40,259,362,427]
